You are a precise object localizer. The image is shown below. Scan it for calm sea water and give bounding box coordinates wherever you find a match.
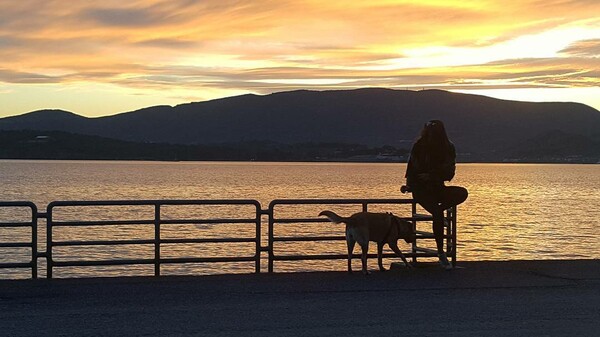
[1,160,599,278]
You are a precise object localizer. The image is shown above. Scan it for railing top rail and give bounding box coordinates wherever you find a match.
[51,218,261,227]
[0,201,37,209]
[47,199,261,208]
[268,198,414,207]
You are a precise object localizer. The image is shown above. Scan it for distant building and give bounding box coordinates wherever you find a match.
[27,135,51,143]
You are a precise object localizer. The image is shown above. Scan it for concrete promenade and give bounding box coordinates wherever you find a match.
[1,259,599,336]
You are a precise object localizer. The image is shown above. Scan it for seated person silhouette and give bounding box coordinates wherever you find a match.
[403,120,468,269]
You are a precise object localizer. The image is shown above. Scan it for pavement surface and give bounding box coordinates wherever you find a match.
[1,259,599,336]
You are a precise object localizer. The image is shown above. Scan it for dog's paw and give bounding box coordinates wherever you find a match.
[362,270,371,276]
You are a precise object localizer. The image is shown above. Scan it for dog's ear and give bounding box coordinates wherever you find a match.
[403,234,416,244]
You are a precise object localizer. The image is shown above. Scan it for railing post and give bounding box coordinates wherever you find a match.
[46,206,53,279]
[154,203,161,276]
[450,205,457,267]
[411,200,418,265]
[268,203,274,273]
[255,205,261,273]
[31,204,38,279]
[445,207,450,263]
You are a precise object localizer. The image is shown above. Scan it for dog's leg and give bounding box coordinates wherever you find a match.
[389,242,413,268]
[346,235,355,273]
[360,243,370,275]
[377,242,386,272]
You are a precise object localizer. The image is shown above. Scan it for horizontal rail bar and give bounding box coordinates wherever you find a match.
[409,216,434,221]
[52,259,156,267]
[272,218,332,224]
[414,247,439,255]
[269,198,414,206]
[52,239,155,246]
[273,252,435,261]
[0,201,37,208]
[272,215,434,224]
[51,220,154,227]
[0,262,34,269]
[273,236,345,242]
[0,242,34,248]
[415,231,436,238]
[49,199,261,207]
[161,238,257,244]
[160,256,257,264]
[0,222,35,228]
[160,219,259,225]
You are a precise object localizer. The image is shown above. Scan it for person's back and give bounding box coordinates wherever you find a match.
[405,138,456,192]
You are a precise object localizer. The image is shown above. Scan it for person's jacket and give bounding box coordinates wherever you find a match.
[405,140,456,192]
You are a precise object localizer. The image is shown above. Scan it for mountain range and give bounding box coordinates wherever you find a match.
[1,88,599,162]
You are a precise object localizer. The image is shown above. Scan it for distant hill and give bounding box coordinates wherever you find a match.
[1,89,599,162]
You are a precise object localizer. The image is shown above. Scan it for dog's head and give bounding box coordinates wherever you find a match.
[391,215,416,243]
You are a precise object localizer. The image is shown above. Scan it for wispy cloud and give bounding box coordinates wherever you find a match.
[0,69,62,84]
[560,39,600,57]
[80,4,182,28]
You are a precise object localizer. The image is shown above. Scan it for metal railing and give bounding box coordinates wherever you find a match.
[0,198,457,279]
[0,201,38,278]
[267,199,456,272]
[46,200,261,278]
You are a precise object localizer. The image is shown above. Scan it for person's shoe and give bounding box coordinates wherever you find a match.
[438,252,452,270]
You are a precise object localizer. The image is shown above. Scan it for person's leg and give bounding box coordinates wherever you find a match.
[439,186,468,210]
[412,190,445,255]
[432,209,445,251]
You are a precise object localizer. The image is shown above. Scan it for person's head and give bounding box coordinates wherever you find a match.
[419,119,450,146]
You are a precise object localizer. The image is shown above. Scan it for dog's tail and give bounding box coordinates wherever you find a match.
[319,210,346,224]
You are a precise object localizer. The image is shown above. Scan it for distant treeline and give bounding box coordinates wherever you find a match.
[0,130,409,162]
[2,130,599,163]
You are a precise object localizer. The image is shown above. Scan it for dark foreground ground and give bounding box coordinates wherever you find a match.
[1,260,599,336]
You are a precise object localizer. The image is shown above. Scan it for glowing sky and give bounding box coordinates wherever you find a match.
[1,0,599,117]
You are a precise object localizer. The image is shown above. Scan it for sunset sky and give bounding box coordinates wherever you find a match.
[1,0,599,117]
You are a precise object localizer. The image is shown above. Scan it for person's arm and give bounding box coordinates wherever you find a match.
[404,144,420,187]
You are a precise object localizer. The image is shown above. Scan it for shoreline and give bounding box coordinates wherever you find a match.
[2,259,599,336]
